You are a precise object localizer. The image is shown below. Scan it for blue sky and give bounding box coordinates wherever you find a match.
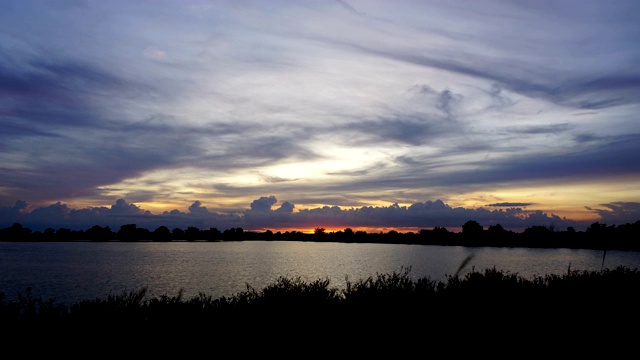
[1,0,639,233]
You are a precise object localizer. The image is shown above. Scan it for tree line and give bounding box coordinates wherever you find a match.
[1,220,639,251]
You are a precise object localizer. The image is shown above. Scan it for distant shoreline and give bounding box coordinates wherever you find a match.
[2,219,640,251]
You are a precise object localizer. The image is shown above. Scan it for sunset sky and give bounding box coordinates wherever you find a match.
[1,0,639,233]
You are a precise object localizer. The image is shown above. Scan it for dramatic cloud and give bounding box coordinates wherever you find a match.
[1,0,638,231]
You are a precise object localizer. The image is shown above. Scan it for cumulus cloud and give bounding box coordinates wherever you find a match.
[110,198,149,216]
[0,196,602,233]
[275,201,295,213]
[250,196,278,212]
[188,201,209,216]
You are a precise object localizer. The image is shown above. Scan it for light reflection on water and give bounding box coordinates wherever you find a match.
[1,241,639,305]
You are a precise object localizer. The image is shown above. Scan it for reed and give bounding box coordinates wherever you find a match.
[2,264,639,341]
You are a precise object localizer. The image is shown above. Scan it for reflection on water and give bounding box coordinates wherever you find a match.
[1,241,639,305]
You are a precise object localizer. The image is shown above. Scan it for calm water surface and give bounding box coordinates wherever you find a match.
[1,240,639,305]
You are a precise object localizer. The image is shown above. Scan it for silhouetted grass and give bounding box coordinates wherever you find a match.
[2,265,639,347]
[0,265,640,358]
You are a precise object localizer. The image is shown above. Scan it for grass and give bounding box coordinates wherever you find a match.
[2,265,639,356]
[3,265,639,330]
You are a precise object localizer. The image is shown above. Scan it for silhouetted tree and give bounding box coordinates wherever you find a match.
[203,227,221,241]
[56,228,72,241]
[223,227,244,240]
[86,225,114,241]
[185,226,201,241]
[2,218,640,250]
[172,228,185,240]
[153,226,172,242]
[1,223,32,241]
[42,228,56,241]
[462,220,483,243]
[118,224,138,241]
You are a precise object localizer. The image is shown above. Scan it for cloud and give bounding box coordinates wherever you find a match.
[275,201,295,213]
[436,89,463,120]
[250,195,278,212]
[0,0,638,229]
[346,117,438,146]
[487,202,534,207]
[260,175,297,183]
[188,201,209,216]
[587,202,640,225]
[0,196,599,233]
[110,198,149,216]
[507,123,573,135]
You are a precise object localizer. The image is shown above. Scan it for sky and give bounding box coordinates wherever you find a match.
[1,0,639,233]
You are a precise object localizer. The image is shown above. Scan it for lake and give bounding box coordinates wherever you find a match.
[2,240,640,305]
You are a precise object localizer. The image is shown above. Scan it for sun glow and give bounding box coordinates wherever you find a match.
[446,176,640,222]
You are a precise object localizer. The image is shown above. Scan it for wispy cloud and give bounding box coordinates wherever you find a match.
[0,0,638,230]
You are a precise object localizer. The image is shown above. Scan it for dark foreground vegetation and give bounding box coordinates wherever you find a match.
[2,219,640,250]
[2,264,639,346]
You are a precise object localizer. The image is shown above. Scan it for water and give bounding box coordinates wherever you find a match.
[1,240,639,305]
